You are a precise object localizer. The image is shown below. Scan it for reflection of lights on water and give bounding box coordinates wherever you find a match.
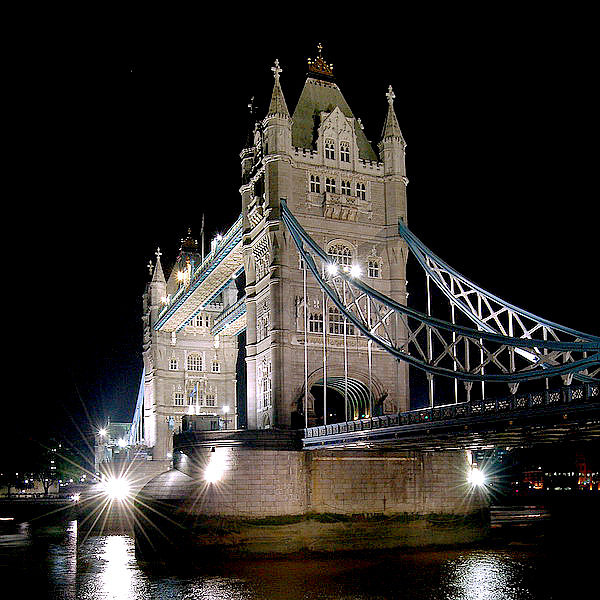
[204,448,228,484]
[101,536,136,599]
[447,551,523,600]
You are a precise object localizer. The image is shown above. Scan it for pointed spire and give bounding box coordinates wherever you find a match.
[381,85,405,146]
[151,247,166,284]
[266,59,290,118]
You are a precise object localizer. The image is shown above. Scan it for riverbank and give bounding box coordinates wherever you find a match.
[134,510,489,559]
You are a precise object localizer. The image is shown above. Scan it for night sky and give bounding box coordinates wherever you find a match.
[5,11,598,464]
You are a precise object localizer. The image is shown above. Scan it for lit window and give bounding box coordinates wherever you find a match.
[341,180,351,195]
[187,353,203,371]
[325,139,335,160]
[340,141,350,162]
[325,177,336,193]
[310,175,321,193]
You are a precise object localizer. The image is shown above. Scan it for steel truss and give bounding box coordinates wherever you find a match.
[281,200,600,391]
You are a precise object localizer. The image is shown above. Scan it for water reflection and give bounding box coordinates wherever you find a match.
[444,551,529,600]
[0,521,595,599]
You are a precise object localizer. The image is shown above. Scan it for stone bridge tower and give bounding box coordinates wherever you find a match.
[241,47,409,430]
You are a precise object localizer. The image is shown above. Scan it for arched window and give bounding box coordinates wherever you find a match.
[310,174,321,193]
[328,306,354,335]
[327,242,353,267]
[169,357,178,371]
[368,259,380,278]
[211,359,220,373]
[341,180,351,195]
[325,139,335,160]
[340,141,350,162]
[187,353,203,371]
[356,182,366,200]
[325,178,336,193]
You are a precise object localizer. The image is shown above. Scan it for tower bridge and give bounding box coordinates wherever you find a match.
[126,49,599,552]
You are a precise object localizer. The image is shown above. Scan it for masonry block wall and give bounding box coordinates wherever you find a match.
[173,447,483,517]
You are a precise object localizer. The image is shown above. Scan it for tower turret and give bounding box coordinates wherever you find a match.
[378,86,408,223]
[262,59,291,156]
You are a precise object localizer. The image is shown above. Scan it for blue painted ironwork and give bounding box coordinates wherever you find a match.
[280,200,599,384]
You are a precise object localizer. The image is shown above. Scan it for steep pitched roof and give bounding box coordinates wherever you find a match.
[291,77,378,162]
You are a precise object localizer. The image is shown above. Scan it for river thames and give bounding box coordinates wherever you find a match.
[0,519,595,599]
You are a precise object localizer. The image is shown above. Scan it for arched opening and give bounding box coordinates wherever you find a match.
[310,377,374,425]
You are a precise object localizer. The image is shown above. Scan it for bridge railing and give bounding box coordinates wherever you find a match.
[302,382,599,439]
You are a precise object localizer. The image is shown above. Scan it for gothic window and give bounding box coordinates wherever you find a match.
[356,182,366,200]
[327,242,353,267]
[309,312,323,333]
[310,175,321,193]
[174,392,184,406]
[192,314,202,327]
[325,139,335,160]
[205,388,216,407]
[325,178,336,193]
[340,141,350,162]
[169,357,178,371]
[258,358,272,408]
[211,359,220,373]
[187,353,203,371]
[368,259,381,278]
[341,180,351,195]
[328,306,354,335]
[204,314,211,328]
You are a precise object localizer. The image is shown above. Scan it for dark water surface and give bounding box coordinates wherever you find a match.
[0,520,593,599]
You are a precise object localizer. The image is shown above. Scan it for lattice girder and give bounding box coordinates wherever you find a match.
[281,200,600,384]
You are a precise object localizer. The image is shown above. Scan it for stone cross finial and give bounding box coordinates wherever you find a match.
[386,85,395,105]
[155,247,162,260]
[272,59,282,81]
[147,260,153,275]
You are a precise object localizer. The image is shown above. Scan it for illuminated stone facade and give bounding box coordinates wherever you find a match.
[241,50,410,430]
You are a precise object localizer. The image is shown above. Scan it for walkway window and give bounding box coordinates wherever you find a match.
[187,353,203,371]
[325,139,335,160]
[325,177,336,193]
[310,175,321,193]
[340,141,350,162]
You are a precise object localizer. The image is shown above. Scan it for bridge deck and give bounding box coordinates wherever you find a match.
[302,383,600,451]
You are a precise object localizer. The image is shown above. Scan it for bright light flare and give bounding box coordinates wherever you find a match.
[468,467,486,487]
[103,477,131,501]
[327,263,338,276]
[349,264,362,278]
[204,450,227,484]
